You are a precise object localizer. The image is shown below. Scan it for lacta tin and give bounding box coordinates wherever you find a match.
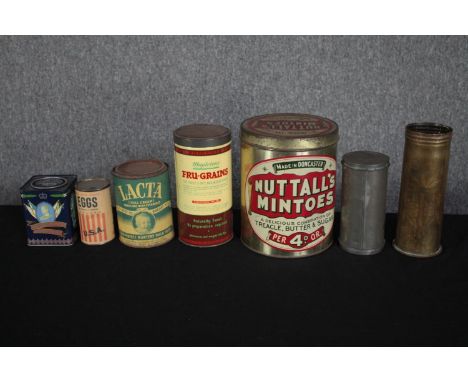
[20,175,78,246]
[394,123,453,257]
[241,113,339,258]
[112,159,174,248]
[339,151,390,255]
[174,124,233,247]
[75,178,115,245]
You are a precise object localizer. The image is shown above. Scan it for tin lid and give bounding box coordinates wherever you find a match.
[112,159,168,179]
[20,175,77,193]
[174,124,231,148]
[342,151,390,171]
[31,176,68,189]
[241,113,339,151]
[406,122,453,145]
[76,178,110,192]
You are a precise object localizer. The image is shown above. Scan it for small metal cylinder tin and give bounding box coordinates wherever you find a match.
[75,178,115,245]
[241,113,339,258]
[174,124,233,247]
[339,151,390,255]
[112,159,174,248]
[394,123,453,257]
[20,175,78,246]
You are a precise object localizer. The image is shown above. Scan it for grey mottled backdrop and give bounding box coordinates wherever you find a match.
[0,36,467,213]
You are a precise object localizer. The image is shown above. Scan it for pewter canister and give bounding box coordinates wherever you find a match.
[241,113,339,258]
[393,123,453,257]
[339,151,390,255]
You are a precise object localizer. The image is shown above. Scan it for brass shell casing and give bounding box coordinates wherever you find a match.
[393,123,453,257]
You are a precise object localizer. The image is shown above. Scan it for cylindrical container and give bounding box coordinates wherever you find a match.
[339,151,390,255]
[241,113,339,258]
[112,159,174,248]
[174,124,233,247]
[75,178,115,245]
[393,123,453,257]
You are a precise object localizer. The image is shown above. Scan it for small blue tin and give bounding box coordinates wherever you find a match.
[20,175,78,246]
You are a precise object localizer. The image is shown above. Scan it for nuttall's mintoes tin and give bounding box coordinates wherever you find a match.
[174,124,233,247]
[339,151,390,255]
[20,175,78,246]
[112,159,174,248]
[394,123,453,258]
[75,178,115,245]
[241,113,339,258]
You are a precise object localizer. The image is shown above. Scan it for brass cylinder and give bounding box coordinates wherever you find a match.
[393,123,453,257]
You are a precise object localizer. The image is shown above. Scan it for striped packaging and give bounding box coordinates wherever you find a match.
[75,179,115,245]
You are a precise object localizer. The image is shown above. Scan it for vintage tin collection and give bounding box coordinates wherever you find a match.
[112,159,174,248]
[15,115,457,261]
[20,175,78,246]
[240,113,339,258]
[75,178,115,245]
[174,124,233,247]
[393,123,453,258]
[339,151,390,255]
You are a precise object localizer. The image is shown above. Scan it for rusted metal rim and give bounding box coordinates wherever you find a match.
[406,122,453,145]
[112,159,168,179]
[75,178,110,192]
[241,113,339,151]
[174,124,231,148]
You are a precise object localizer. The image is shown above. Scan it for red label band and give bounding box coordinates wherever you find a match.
[248,170,336,219]
[175,145,231,156]
[178,210,233,247]
[267,227,325,249]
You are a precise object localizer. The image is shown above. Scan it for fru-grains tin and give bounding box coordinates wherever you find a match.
[173,124,233,247]
[112,159,174,248]
[20,175,78,246]
[241,113,339,258]
[75,178,115,245]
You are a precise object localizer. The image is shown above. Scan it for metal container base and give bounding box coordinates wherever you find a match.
[118,233,175,249]
[338,239,385,255]
[178,235,234,248]
[81,237,115,246]
[392,240,442,258]
[241,238,333,259]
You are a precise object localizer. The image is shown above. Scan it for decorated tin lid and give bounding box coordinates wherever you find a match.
[174,124,231,148]
[20,175,77,193]
[241,113,339,151]
[342,151,390,171]
[31,176,68,189]
[112,159,168,179]
[76,178,110,192]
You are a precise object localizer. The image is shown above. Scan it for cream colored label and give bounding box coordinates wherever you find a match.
[76,187,115,244]
[175,142,232,216]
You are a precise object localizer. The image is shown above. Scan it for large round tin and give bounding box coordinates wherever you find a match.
[112,159,174,248]
[241,113,339,258]
[174,124,233,247]
[75,178,115,245]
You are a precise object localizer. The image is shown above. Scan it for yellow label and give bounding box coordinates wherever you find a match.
[174,142,232,216]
